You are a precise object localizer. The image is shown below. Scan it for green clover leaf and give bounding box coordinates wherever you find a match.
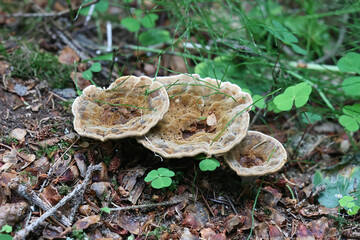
[144,168,175,189]
[199,158,220,171]
[89,62,101,72]
[121,17,141,32]
[273,82,312,111]
[82,69,93,80]
[342,77,360,97]
[339,104,360,132]
[337,52,360,74]
[141,13,159,28]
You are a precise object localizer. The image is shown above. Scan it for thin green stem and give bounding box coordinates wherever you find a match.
[247,178,263,240]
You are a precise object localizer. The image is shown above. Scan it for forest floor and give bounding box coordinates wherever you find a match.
[1,1,360,240]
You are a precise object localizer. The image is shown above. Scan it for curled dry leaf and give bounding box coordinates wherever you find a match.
[41,184,62,206]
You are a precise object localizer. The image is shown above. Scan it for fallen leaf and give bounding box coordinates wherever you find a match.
[70,71,91,90]
[296,222,315,240]
[41,184,62,205]
[182,203,209,230]
[225,214,245,233]
[74,215,101,230]
[59,46,80,65]
[10,128,27,141]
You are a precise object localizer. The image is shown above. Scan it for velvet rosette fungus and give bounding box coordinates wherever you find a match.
[138,74,253,158]
[223,131,287,177]
[72,76,169,141]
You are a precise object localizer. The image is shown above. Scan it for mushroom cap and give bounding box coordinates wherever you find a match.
[72,75,169,141]
[138,74,252,158]
[224,131,287,177]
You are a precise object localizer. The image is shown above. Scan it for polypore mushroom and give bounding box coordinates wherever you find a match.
[223,131,287,177]
[72,75,169,141]
[138,74,252,158]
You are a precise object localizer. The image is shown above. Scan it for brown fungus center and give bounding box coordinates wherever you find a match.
[238,154,265,168]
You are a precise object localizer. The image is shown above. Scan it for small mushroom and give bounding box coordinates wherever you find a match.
[72,76,169,141]
[223,131,287,177]
[138,74,252,158]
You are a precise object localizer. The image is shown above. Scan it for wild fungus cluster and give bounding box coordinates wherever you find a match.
[72,74,287,177]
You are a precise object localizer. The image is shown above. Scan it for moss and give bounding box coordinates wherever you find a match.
[8,43,72,89]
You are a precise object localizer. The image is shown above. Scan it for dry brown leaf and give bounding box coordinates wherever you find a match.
[70,71,91,90]
[10,128,27,141]
[59,46,80,65]
[41,184,62,205]
[75,215,101,230]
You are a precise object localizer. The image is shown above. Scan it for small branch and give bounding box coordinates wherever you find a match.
[14,164,101,240]
[16,185,71,227]
[3,0,99,18]
[109,197,184,212]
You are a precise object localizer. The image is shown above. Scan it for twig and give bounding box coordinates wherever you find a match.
[14,164,101,240]
[3,0,99,18]
[16,184,71,227]
[109,197,183,212]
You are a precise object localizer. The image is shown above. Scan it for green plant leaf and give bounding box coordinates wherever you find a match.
[273,82,312,111]
[94,0,109,12]
[100,206,111,214]
[121,17,141,32]
[342,77,360,97]
[313,167,360,208]
[339,196,354,207]
[151,177,172,189]
[271,20,298,44]
[348,206,360,215]
[144,170,159,182]
[0,234,12,240]
[140,13,159,28]
[85,53,114,62]
[90,62,101,72]
[301,112,322,124]
[79,0,109,15]
[252,95,266,109]
[139,29,171,46]
[157,167,175,177]
[291,44,307,55]
[144,168,175,189]
[339,104,360,132]
[337,52,360,74]
[82,70,93,80]
[199,158,220,171]
[1,225,12,233]
[312,171,323,186]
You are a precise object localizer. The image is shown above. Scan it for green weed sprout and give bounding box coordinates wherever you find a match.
[339,104,360,132]
[82,62,101,87]
[339,196,360,215]
[267,20,306,55]
[120,9,170,46]
[145,168,175,189]
[273,82,312,111]
[199,158,220,171]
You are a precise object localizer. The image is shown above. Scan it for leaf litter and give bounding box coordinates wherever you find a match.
[0,1,359,240]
